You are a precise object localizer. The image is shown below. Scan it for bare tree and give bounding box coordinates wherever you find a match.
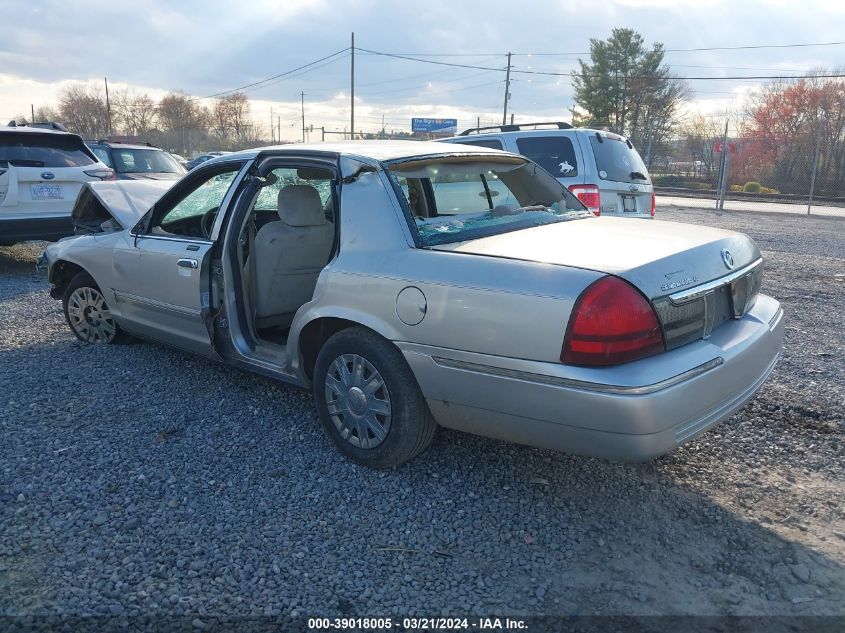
[112,89,157,137]
[211,93,252,149]
[157,92,208,154]
[57,83,110,139]
[679,115,726,183]
[34,105,61,123]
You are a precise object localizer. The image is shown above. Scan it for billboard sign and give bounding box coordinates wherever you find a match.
[411,118,458,134]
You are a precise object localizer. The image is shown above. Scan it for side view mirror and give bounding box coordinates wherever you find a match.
[132,205,155,246]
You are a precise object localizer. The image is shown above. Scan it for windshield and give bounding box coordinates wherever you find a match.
[0,132,96,168]
[589,134,650,184]
[387,157,590,247]
[90,147,112,167]
[112,148,183,174]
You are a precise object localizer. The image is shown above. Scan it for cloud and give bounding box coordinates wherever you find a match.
[1,0,843,138]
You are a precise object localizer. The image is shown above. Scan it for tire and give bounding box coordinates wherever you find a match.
[313,327,436,468]
[62,272,125,344]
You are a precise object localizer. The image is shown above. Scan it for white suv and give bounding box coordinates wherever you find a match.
[441,122,654,219]
[0,125,113,244]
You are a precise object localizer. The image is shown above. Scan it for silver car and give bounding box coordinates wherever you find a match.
[42,141,784,468]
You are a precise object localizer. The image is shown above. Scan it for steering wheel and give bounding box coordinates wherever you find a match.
[200,207,219,238]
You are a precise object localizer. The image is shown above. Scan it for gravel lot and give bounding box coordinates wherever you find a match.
[1,206,843,624]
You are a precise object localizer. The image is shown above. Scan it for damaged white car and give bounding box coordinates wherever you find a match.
[42,141,784,468]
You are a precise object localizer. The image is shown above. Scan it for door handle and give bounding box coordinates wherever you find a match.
[177,258,198,269]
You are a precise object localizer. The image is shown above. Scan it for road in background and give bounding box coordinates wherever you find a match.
[657,194,845,218]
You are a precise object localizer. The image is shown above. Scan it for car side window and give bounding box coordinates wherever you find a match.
[431,173,489,214]
[429,171,518,214]
[151,165,241,238]
[515,136,579,178]
[458,139,504,151]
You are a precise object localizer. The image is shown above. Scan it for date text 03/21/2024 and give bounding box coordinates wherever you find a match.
[307,617,528,630]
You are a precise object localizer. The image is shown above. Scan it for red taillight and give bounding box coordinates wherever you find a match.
[84,168,115,181]
[650,190,656,217]
[561,276,664,366]
[568,184,601,216]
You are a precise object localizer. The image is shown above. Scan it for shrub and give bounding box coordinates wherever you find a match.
[760,186,780,194]
[652,175,686,187]
[743,181,762,193]
[730,184,743,192]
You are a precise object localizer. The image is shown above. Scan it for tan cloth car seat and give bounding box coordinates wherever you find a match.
[252,184,334,328]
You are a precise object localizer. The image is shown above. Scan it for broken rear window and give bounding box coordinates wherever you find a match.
[386,156,590,247]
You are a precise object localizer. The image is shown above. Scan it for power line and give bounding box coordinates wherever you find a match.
[373,40,845,58]
[356,55,504,89]
[193,48,350,100]
[379,79,506,103]
[357,47,845,81]
[511,40,845,56]
[359,70,497,97]
[255,53,350,93]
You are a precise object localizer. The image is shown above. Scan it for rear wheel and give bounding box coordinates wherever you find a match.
[62,272,124,344]
[313,327,436,468]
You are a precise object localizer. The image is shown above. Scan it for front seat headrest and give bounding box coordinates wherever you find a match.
[277,184,325,227]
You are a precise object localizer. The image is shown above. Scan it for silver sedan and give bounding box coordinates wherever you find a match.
[42,141,784,468]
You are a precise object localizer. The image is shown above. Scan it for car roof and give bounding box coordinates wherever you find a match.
[88,141,162,150]
[220,140,516,164]
[0,125,78,137]
[443,127,614,141]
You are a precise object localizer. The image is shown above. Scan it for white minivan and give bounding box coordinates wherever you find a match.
[0,125,113,244]
[441,122,654,219]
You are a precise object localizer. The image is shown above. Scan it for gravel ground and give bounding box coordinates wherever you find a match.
[1,206,843,624]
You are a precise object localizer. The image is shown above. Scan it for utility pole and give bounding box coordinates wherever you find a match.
[477,116,480,131]
[30,104,35,123]
[277,116,281,143]
[502,52,512,126]
[270,106,274,143]
[350,32,355,140]
[104,77,112,137]
[301,91,306,143]
[716,117,729,210]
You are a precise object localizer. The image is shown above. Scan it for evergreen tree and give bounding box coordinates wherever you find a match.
[572,28,687,165]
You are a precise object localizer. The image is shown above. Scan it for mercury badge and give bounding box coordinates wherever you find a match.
[661,270,699,292]
[721,248,735,270]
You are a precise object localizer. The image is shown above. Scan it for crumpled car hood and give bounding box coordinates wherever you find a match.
[74,180,173,229]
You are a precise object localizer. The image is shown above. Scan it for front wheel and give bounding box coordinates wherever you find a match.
[313,327,436,468]
[62,272,124,344]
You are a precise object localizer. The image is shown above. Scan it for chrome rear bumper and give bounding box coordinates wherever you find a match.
[400,295,784,461]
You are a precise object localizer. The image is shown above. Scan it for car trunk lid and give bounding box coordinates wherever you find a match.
[430,216,761,300]
[432,217,763,350]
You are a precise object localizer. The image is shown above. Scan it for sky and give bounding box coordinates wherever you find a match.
[1,0,843,142]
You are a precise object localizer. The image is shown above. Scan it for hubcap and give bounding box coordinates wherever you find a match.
[67,286,117,343]
[324,353,391,449]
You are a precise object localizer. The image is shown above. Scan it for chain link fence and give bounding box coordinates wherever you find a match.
[652,116,845,218]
